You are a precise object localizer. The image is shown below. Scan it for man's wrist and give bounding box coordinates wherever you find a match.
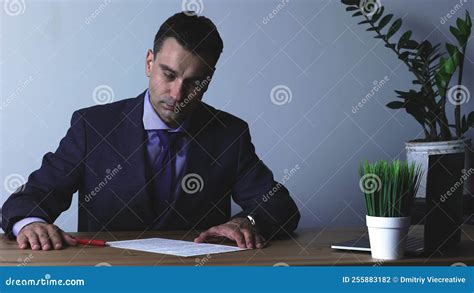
[12,217,47,237]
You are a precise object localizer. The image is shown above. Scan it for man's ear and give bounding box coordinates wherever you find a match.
[145,49,154,77]
[202,71,214,93]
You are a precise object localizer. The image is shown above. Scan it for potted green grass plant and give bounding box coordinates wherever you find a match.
[342,0,472,199]
[359,160,423,260]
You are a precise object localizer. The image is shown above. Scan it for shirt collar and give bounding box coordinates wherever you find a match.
[143,89,184,132]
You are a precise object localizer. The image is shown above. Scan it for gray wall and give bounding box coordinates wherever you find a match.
[1,0,473,232]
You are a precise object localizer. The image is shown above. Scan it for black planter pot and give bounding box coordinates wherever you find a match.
[406,139,471,254]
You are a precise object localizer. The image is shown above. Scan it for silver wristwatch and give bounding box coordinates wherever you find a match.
[246,214,256,227]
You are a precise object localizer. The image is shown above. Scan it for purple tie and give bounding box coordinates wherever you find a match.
[152,130,183,216]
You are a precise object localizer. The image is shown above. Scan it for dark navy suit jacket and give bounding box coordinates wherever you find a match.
[2,91,300,239]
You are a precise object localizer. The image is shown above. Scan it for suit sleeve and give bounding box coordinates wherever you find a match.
[231,122,300,239]
[1,110,86,239]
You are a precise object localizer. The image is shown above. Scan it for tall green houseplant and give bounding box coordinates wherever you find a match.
[342,0,472,141]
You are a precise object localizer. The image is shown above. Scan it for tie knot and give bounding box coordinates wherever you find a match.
[155,130,183,149]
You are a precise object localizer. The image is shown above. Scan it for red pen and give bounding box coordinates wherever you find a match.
[74,237,107,247]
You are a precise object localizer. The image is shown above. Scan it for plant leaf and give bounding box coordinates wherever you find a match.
[399,51,410,61]
[397,30,412,50]
[405,101,426,126]
[457,17,468,34]
[378,14,393,31]
[466,10,472,28]
[444,55,458,74]
[404,40,419,49]
[371,6,385,23]
[450,26,465,45]
[387,101,405,109]
[435,70,449,98]
[468,112,474,127]
[341,0,360,5]
[446,43,458,56]
[386,18,402,40]
[462,114,468,133]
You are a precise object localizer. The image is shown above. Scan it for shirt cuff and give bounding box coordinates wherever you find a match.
[12,217,47,237]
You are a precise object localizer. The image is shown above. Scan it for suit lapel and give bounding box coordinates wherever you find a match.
[114,91,149,195]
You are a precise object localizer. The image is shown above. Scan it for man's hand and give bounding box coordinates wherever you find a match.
[16,222,77,250]
[194,217,266,249]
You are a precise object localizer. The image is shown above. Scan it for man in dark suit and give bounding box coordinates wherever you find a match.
[1,12,300,251]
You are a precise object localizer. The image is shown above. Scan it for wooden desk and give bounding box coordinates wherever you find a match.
[1,226,473,266]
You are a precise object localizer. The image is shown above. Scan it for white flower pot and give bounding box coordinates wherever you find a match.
[366,215,411,260]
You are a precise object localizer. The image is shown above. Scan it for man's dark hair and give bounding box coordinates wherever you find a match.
[153,12,224,68]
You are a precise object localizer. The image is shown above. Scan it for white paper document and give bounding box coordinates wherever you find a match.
[107,237,247,257]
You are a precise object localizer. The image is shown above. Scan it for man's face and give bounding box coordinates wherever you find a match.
[145,37,214,128]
